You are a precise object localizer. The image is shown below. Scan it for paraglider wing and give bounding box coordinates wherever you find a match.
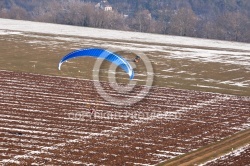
[58,48,134,79]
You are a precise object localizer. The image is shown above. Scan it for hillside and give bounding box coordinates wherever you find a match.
[1,0,250,42]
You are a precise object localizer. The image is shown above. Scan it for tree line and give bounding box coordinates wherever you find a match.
[1,0,250,43]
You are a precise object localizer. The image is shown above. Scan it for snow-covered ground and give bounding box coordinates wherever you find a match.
[1,18,250,50]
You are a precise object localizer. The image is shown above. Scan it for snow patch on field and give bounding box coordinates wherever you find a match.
[0,30,22,35]
[168,48,250,69]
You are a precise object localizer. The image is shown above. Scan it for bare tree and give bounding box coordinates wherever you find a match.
[1,0,250,43]
[9,5,29,20]
[129,9,153,32]
[169,7,198,37]
[0,8,9,18]
[215,11,250,42]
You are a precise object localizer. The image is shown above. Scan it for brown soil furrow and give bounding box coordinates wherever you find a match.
[0,70,249,165]
[158,129,250,166]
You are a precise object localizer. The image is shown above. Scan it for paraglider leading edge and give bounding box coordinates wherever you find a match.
[58,48,135,79]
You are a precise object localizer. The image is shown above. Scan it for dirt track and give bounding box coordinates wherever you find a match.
[158,129,250,166]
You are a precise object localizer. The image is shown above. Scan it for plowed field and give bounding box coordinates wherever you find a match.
[1,70,249,165]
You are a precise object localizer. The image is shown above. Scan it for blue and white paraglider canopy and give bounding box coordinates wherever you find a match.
[58,48,134,79]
